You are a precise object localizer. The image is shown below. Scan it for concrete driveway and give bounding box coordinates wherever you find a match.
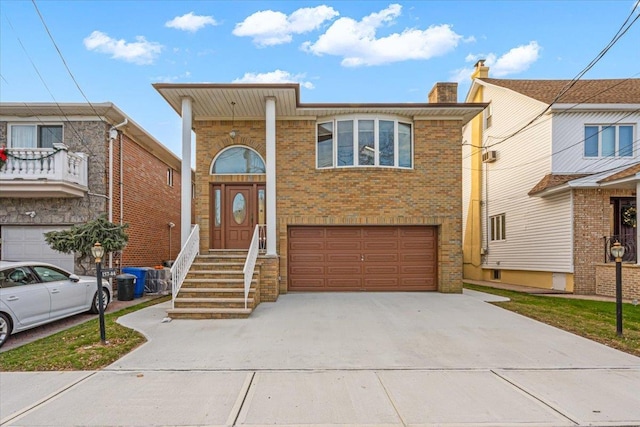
[2,291,640,426]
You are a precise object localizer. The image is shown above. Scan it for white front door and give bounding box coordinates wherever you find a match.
[1,226,74,272]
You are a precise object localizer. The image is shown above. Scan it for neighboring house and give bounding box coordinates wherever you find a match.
[154,82,486,318]
[462,60,640,300]
[0,103,183,274]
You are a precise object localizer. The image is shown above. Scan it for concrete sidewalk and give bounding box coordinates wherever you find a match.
[2,291,640,426]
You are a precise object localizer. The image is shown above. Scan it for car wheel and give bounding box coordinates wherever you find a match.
[0,313,11,348]
[90,288,110,314]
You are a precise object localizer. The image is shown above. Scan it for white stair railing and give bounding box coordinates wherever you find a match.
[243,225,266,309]
[170,224,199,309]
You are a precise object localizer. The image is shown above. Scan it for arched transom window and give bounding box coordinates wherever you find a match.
[210,146,265,174]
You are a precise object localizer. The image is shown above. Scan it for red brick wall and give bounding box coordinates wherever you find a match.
[118,133,182,267]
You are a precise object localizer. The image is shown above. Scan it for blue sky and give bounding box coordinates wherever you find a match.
[1,1,639,157]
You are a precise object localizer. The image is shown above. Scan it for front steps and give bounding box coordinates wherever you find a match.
[167,250,260,319]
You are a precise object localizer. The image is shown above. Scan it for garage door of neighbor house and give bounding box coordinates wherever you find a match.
[1,226,74,272]
[288,226,437,291]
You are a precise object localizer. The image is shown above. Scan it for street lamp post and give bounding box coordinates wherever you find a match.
[610,241,625,337]
[91,242,107,344]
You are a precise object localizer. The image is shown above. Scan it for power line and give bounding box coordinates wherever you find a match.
[31,0,106,123]
[463,109,640,173]
[481,1,640,150]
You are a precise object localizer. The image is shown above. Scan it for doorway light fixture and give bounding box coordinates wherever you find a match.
[229,101,237,139]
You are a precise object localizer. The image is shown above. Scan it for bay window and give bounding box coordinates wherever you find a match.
[317,116,413,169]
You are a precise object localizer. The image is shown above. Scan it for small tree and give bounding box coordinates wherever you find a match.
[44,216,129,273]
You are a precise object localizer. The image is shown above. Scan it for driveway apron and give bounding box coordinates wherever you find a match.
[3,292,639,427]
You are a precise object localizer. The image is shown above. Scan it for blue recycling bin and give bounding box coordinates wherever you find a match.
[122,267,151,298]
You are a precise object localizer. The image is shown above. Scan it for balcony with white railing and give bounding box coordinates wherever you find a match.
[0,145,89,198]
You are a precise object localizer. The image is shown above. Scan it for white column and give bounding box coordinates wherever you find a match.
[637,182,639,265]
[181,97,193,247]
[265,97,277,255]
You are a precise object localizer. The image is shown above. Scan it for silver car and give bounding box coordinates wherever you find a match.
[0,261,112,348]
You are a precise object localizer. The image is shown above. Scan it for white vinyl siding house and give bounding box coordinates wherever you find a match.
[475,84,575,273]
[463,61,640,296]
[551,110,638,174]
[461,125,473,240]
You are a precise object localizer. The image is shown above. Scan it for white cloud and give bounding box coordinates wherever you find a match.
[233,5,338,46]
[166,12,218,32]
[302,4,464,67]
[233,70,315,89]
[449,67,473,83]
[490,41,541,76]
[462,42,541,78]
[83,31,163,65]
[151,71,192,83]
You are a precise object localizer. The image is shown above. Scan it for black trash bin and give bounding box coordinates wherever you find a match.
[117,273,136,301]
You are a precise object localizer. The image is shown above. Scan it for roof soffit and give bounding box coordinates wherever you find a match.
[153,83,487,125]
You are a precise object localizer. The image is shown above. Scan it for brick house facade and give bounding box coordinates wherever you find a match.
[0,103,183,275]
[156,83,486,299]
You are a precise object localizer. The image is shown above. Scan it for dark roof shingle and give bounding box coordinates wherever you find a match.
[528,174,592,196]
[598,163,640,183]
[482,78,640,104]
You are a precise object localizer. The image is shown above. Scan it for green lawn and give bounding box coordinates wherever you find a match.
[465,283,640,358]
[0,296,169,371]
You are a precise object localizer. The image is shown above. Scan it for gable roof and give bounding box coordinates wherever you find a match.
[480,78,640,104]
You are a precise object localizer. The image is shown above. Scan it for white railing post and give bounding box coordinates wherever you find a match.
[53,148,65,179]
[243,225,265,309]
[170,224,199,309]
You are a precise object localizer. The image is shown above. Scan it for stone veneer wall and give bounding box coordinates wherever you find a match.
[596,264,640,301]
[0,120,109,273]
[573,189,635,294]
[194,118,464,294]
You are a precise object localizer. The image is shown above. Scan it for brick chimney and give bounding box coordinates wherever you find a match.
[428,82,458,103]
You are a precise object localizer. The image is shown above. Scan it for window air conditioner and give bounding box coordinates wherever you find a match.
[482,151,497,163]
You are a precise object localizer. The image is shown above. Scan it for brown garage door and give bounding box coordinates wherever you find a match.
[288,226,437,291]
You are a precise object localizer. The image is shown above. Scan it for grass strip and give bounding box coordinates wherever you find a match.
[0,296,169,371]
[465,283,640,358]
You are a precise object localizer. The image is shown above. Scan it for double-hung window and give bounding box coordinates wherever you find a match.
[490,214,506,241]
[584,125,634,158]
[9,124,63,149]
[317,117,413,169]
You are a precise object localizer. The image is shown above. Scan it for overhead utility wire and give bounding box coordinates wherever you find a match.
[462,107,640,172]
[460,70,640,166]
[482,1,640,151]
[31,0,106,124]
[3,13,97,150]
